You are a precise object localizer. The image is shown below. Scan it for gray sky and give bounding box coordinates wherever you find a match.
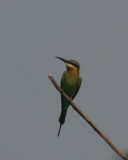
[0,0,128,160]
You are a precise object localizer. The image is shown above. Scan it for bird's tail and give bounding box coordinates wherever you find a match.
[57,123,62,137]
[59,110,67,125]
[57,110,67,137]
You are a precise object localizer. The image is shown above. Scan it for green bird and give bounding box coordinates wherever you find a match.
[56,57,82,137]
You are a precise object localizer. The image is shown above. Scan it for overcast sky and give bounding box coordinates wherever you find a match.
[0,0,128,160]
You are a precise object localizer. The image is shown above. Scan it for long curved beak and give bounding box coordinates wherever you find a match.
[55,57,68,63]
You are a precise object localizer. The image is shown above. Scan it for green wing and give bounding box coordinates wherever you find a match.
[72,77,82,99]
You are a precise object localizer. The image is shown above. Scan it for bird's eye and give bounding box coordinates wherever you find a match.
[69,62,77,68]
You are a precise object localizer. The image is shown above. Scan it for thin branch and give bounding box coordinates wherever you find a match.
[48,72,128,160]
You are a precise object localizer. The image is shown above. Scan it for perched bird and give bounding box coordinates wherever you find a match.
[56,57,82,137]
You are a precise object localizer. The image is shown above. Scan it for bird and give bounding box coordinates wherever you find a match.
[56,57,82,137]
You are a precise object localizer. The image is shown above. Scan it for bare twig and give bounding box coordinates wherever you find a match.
[48,72,128,160]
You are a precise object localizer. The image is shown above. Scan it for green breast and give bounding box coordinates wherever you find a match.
[62,71,79,97]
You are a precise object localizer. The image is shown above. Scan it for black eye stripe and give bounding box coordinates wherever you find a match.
[69,62,78,68]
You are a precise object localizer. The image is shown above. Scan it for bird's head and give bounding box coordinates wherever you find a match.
[56,57,80,71]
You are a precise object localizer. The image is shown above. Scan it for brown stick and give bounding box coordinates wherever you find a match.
[48,72,128,160]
